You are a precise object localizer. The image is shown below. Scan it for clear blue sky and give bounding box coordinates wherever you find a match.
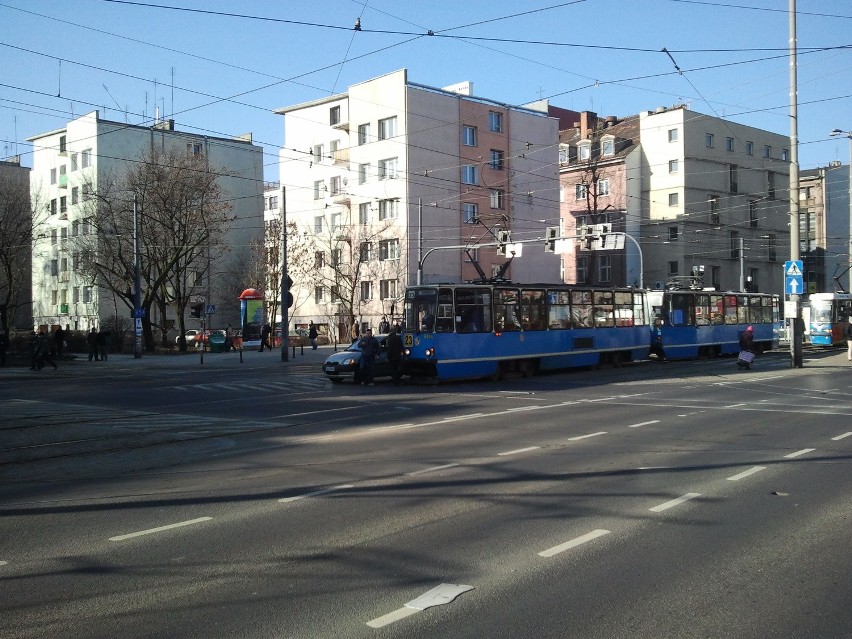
[1,0,850,181]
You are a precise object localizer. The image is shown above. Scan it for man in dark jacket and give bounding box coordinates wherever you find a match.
[357,328,381,386]
[258,323,272,352]
[87,327,100,361]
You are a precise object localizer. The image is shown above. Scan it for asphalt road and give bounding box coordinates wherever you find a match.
[1,345,850,638]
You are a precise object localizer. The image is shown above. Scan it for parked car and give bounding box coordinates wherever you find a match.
[175,330,199,345]
[322,334,394,383]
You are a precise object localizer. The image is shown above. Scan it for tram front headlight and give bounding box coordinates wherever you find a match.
[424,347,435,357]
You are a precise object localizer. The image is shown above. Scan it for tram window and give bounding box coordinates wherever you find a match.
[614,291,635,326]
[520,289,546,330]
[760,296,774,323]
[668,293,695,326]
[455,288,492,333]
[633,293,648,326]
[736,295,749,324]
[695,294,710,326]
[571,290,593,328]
[749,296,762,324]
[724,295,739,324]
[593,290,615,328]
[547,290,571,329]
[406,288,437,331]
[495,288,521,331]
[435,288,454,333]
[710,295,724,324]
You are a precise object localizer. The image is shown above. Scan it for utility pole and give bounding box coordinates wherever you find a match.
[280,186,289,362]
[789,0,804,367]
[739,236,745,292]
[133,195,142,358]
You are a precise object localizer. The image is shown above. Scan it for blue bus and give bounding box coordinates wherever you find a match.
[401,283,650,381]
[648,290,781,360]
[807,292,852,346]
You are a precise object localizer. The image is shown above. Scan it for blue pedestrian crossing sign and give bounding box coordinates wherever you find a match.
[784,260,803,296]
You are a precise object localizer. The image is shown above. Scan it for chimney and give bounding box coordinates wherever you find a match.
[580,111,597,139]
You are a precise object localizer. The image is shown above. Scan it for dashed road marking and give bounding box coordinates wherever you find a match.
[278,484,353,503]
[832,432,852,441]
[784,448,816,459]
[538,529,610,558]
[650,493,701,512]
[498,446,540,456]
[727,466,766,481]
[406,463,460,476]
[627,420,659,429]
[109,517,212,542]
[568,431,607,441]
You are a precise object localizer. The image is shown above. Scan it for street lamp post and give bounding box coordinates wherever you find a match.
[830,129,852,293]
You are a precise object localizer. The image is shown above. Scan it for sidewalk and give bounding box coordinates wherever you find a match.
[0,341,347,378]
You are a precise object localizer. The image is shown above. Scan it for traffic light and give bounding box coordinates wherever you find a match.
[544,226,559,253]
[190,302,204,319]
[497,230,511,257]
[284,273,294,308]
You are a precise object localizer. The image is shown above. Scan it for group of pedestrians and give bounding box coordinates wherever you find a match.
[86,327,110,362]
[356,323,403,387]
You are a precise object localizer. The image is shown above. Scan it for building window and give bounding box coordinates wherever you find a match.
[360,281,372,302]
[668,192,679,206]
[329,139,339,156]
[378,157,397,180]
[490,149,504,170]
[331,248,342,267]
[767,234,777,261]
[314,251,324,268]
[601,138,614,156]
[781,148,789,161]
[330,286,341,303]
[268,195,278,210]
[50,168,57,185]
[709,194,719,224]
[705,133,714,148]
[599,255,611,283]
[380,279,398,300]
[83,286,93,303]
[329,176,341,196]
[730,231,740,258]
[575,184,587,200]
[462,203,477,224]
[73,287,79,303]
[329,105,341,125]
[358,123,370,145]
[60,196,67,214]
[379,239,399,261]
[668,261,679,276]
[749,200,758,227]
[313,180,325,199]
[358,163,368,184]
[378,116,397,140]
[746,141,754,155]
[668,128,678,142]
[51,259,58,276]
[669,226,678,241]
[559,147,569,164]
[330,212,341,231]
[81,218,91,235]
[767,171,776,199]
[669,159,679,173]
[359,202,369,225]
[82,184,92,201]
[461,165,478,185]
[578,142,591,160]
[313,144,324,162]
[490,189,505,210]
[187,142,202,157]
[577,255,589,282]
[81,149,92,168]
[360,241,372,262]
[726,137,735,152]
[314,286,324,304]
[58,135,67,154]
[763,145,771,159]
[462,125,477,146]
[597,179,610,196]
[489,110,503,133]
[378,199,398,220]
[314,216,323,233]
[50,199,57,215]
[729,164,738,194]
[71,220,79,236]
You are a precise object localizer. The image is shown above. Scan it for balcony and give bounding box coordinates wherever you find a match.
[332,147,350,166]
[59,174,68,189]
[60,303,69,314]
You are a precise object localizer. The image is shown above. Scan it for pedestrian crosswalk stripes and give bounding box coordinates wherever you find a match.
[169,378,327,393]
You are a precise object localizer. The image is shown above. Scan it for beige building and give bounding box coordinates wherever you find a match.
[275,69,560,338]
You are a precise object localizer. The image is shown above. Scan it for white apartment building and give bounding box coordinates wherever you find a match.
[28,110,264,333]
[275,69,560,338]
[639,106,791,294]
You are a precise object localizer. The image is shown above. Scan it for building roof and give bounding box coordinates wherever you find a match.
[559,114,641,161]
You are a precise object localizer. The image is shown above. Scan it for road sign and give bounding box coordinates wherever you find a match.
[205,304,216,315]
[133,308,145,319]
[784,260,803,296]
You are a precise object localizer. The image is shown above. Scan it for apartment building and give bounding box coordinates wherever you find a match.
[27,110,264,333]
[0,156,33,329]
[275,69,560,338]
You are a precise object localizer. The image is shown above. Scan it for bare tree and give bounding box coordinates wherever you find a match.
[75,147,233,351]
[0,165,45,329]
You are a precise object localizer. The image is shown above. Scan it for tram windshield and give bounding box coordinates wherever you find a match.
[810,300,833,324]
[405,287,438,332]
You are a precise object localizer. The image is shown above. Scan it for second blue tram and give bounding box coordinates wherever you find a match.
[648,290,781,360]
[807,292,852,346]
[401,283,650,381]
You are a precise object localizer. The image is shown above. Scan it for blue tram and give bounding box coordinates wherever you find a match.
[401,283,650,381]
[807,292,852,346]
[648,290,781,360]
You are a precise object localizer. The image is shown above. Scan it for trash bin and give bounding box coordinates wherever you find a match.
[209,331,226,353]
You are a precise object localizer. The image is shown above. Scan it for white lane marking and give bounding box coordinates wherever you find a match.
[586,397,615,403]
[538,529,610,558]
[369,423,416,432]
[366,606,419,628]
[627,420,659,429]
[832,432,852,441]
[442,413,484,422]
[784,448,816,459]
[650,493,701,512]
[270,405,363,419]
[278,484,354,503]
[506,406,542,412]
[568,431,607,441]
[0,560,7,566]
[109,517,212,542]
[498,446,540,456]
[727,466,767,481]
[724,403,747,408]
[406,463,460,476]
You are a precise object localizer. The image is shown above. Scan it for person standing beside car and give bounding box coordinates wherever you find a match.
[386,326,403,386]
[357,328,380,386]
